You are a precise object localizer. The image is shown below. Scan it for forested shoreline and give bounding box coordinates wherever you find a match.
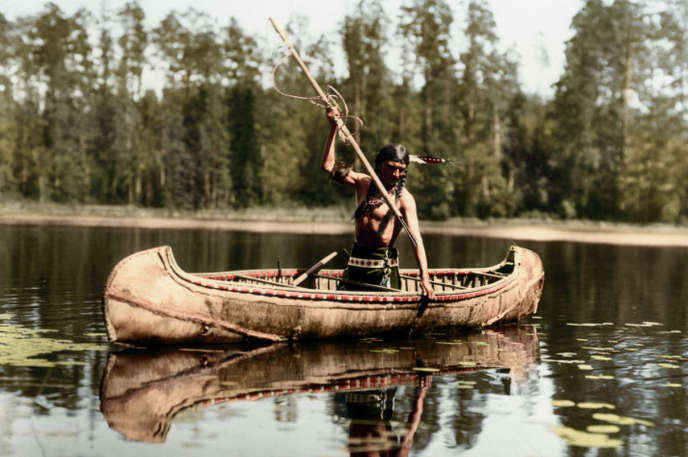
[1,0,687,222]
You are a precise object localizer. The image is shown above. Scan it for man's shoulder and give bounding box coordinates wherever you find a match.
[400,187,415,199]
[398,187,416,206]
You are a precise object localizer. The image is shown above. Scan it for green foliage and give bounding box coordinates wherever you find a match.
[117,2,148,97]
[227,84,260,207]
[0,0,687,223]
[340,0,396,153]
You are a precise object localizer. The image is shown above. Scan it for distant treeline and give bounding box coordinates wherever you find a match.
[1,0,687,222]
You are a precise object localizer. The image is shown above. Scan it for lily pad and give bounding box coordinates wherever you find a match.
[666,383,682,388]
[369,348,399,354]
[413,367,439,373]
[577,402,615,410]
[551,399,576,407]
[361,337,384,343]
[551,426,622,448]
[556,352,578,358]
[593,413,654,427]
[567,322,614,327]
[590,355,612,361]
[586,425,620,434]
[55,360,87,366]
[542,358,586,364]
[578,364,594,371]
[658,363,680,369]
[0,321,107,367]
[581,346,615,352]
[586,375,614,380]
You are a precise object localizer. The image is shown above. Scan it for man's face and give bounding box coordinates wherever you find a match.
[379,160,407,187]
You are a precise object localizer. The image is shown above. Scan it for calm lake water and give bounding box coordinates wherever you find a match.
[0,224,687,456]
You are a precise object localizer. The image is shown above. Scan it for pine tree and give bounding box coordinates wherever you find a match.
[552,0,654,219]
[399,0,458,220]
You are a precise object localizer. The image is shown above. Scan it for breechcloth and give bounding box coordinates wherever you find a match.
[339,244,401,291]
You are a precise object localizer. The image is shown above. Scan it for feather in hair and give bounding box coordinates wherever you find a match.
[409,155,451,164]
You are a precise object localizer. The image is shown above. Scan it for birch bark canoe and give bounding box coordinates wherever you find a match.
[102,245,544,344]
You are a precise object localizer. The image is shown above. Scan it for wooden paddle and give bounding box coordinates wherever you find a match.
[293,251,338,286]
[269,17,418,248]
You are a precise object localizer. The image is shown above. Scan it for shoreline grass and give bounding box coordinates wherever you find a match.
[2,200,688,246]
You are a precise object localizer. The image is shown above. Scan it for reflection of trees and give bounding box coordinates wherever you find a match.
[0,227,109,411]
[0,393,17,455]
[450,389,485,449]
[541,242,688,457]
[451,370,517,448]
[274,396,298,423]
[540,242,688,327]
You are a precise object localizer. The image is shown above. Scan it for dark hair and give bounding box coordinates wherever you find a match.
[375,143,408,202]
[352,144,410,221]
[375,144,409,170]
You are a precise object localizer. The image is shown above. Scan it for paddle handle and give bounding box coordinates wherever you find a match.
[269,17,417,248]
[293,251,338,286]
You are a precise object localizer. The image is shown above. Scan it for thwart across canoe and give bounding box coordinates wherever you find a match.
[103,245,544,344]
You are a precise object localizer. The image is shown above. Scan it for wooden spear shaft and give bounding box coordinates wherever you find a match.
[268,17,418,248]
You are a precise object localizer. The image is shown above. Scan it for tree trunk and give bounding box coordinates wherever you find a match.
[203,171,211,208]
[622,37,632,158]
[135,166,142,203]
[492,112,501,161]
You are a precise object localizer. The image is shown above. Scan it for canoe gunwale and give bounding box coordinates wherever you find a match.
[170,246,521,306]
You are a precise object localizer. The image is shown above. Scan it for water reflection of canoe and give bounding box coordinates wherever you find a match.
[103,245,544,344]
[99,327,539,443]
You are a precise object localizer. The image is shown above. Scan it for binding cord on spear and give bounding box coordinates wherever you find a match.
[272,52,452,166]
[271,51,364,145]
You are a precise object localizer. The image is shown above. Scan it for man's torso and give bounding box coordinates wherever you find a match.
[354,179,405,248]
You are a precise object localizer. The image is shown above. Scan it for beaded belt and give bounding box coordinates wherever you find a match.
[348,256,399,268]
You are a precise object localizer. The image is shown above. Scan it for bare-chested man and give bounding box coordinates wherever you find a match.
[321,108,434,298]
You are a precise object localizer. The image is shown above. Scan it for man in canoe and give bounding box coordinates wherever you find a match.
[321,107,434,298]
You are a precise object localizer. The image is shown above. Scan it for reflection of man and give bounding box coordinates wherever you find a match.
[341,376,431,457]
